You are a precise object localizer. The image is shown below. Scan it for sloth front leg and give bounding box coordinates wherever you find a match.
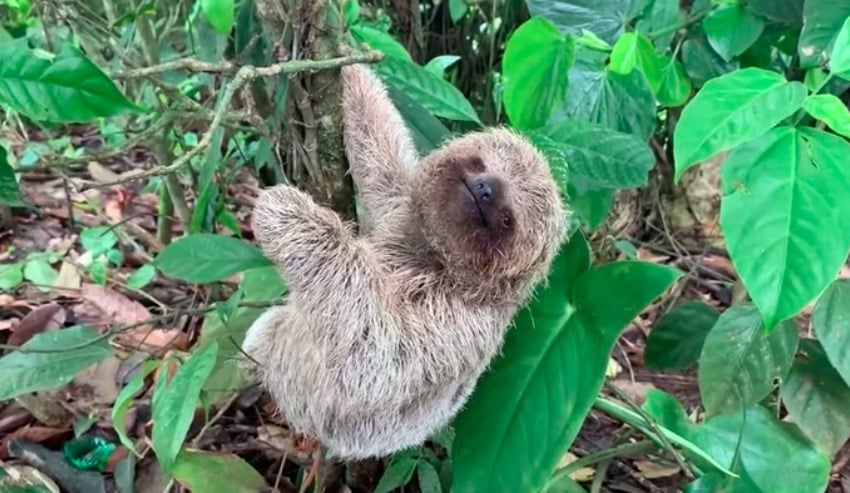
[251,184,374,299]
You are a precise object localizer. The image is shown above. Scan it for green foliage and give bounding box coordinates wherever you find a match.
[527,0,632,44]
[171,449,266,493]
[153,234,272,284]
[452,231,681,492]
[112,360,160,457]
[697,304,798,416]
[0,42,139,122]
[0,146,24,206]
[502,17,574,130]
[803,93,850,137]
[200,0,235,35]
[0,326,112,401]
[702,3,764,61]
[812,279,850,386]
[798,0,850,68]
[645,300,718,371]
[151,342,219,473]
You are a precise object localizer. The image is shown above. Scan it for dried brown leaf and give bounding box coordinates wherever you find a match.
[70,354,122,409]
[8,303,65,347]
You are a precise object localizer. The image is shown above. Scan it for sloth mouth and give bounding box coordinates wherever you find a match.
[461,178,489,228]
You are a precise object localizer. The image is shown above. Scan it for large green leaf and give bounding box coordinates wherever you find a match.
[533,119,655,189]
[720,127,850,329]
[172,450,266,493]
[558,52,657,140]
[528,0,633,44]
[385,83,451,154]
[702,3,765,61]
[690,406,830,493]
[780,339,850,455]
[645,300,718,371]
[745,0,803,27]
[373,57,480,123]
[452,248,681,493]
[673,68,806,180]
[0,326,112,401]
[0,43,139,122]
[153,234,272,284]
[350,24,412,62]
[698,304,798,416]
[681,28,739,87]
[798,0,850,69]
[200,0,235,35]
[567,181,616,230]
[829,17,850,76]
[635,0,683,50]
[812,279,850,387]
[502,17,574,131]
[0,146,24,206]
[803,93,850,137]
[151,342,219,473]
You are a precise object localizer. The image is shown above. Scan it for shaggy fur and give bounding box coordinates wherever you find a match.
[241,64,567,459]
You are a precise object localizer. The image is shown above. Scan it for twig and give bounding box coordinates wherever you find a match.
[83,51,383,190]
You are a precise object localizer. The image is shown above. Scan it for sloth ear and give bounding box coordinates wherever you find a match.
[341,64,419,170]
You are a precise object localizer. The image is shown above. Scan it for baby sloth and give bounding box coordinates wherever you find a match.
[242,64,566,459]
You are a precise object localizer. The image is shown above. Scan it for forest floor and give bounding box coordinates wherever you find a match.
[1,125,849,493]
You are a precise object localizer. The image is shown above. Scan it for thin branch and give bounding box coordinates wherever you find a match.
[83,51,383,190]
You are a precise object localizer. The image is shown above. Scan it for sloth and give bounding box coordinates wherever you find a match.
[241,63,567,460]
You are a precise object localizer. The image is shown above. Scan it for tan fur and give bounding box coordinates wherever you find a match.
[241,64,567,459]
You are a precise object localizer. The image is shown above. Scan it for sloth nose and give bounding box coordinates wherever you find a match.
[469,176,496,203]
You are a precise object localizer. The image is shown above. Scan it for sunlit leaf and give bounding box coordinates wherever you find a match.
[720,127,850,328]
[200,0,235,35]
[698,304,798,416]
[609,32,663,92]
[502,17,574,131]
[803,94,850,137]
[673,68,806,180]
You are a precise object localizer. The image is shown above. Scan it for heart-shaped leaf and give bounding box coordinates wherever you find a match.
[702,3,765,61]
[720,127,850,329]
[803,93,850,137]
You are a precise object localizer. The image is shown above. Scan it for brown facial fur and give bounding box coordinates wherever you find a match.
[241,64,568,460]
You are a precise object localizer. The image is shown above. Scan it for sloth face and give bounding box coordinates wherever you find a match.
[411,128,566,283]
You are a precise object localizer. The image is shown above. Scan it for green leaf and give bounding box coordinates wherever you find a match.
[803,93,850,138]
[23,258,56,291]
[151,342,219,473]
[681,29,739,87]
[798,0,850,69]
[0,146,24,206]
[0,326,112,401]
[0,43,139,122]
[642,389,693,438]
[543,474,588,493]
[812,279,850,387]
[698,304,798,416]
[80,226,119,255]
[153,234,271,284]
[112,360,159,456]
[656,55,692,107]
[200,0,234,34]
[0,263,24,291]
[502,17,574,131]
[172,450,266,493]
[417,461,442,493]
[567,182,615,230]
[343,0,360,26]
[780,339,850,455]
[375,450,418,493]
[384,83,451,154]
[126,264,156,289]
[452,252,680,493]
[560,55,657,140]
[691,406,830,493]
[448,0,467,23]
[528,0,632,44]
[745,0,803,27]
[721,127,850,329]
[533,119,655,189]
[636,0,683,49]
[609,32,663,92]
[829,17,850,75]
[673,68,806,181]
[373,57,480,123]
[645,300,718,371]
[702,3,765,61]
[424,55,461,77]
[351,25,412,62]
